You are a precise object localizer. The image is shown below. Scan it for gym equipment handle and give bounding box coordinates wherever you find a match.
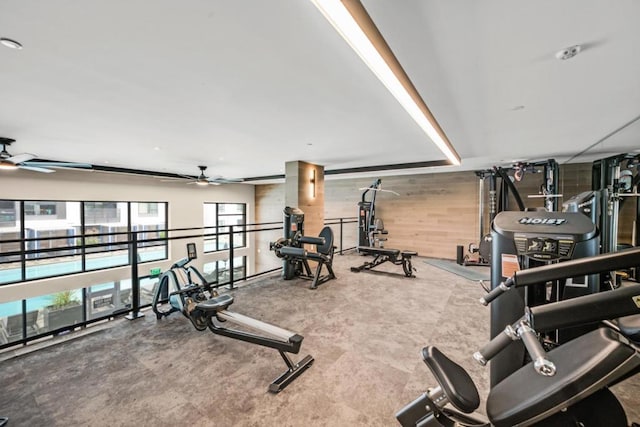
[474,319,520,366]
[479,278,513,306]
[298,236,325,246]
[517,322,556,377]
[528,283,640,333]
[513,246,640,287]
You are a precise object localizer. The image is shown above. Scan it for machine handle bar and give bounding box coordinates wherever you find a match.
[518,322,556,376]
[479,279,513,306]
[513,246,640,287]
[474,321,519,366]
[480,247,640,306]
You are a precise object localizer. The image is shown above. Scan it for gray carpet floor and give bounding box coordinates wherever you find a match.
[0,254,638,426]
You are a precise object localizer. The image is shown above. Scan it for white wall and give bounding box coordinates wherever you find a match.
[0,168,255,302]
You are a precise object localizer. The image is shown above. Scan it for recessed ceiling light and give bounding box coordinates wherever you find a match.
[555,45,581,60]
[0,38,23,50]
[153,146,160,151]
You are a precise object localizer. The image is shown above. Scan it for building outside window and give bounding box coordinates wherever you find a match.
[0,200,168,285]
[203,203,246,253]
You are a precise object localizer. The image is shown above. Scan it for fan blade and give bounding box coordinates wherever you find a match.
[24,161,92,168]
[8,153,35,164]
[19,165,55,173]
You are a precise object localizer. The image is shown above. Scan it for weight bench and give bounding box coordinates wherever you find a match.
[351,246,417,277]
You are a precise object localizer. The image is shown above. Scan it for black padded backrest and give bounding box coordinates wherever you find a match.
[422,346,480,414]
[317,226,334,255]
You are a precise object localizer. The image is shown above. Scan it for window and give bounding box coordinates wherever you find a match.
[203,256,246,285]
[203,203,246,253]
[131,202,167,262]
[24,201,65,218]
[84,202,129,271]
[0,200,168,285]
[0,200,17,227]
[24,201,82,280]
[84,202,119,223]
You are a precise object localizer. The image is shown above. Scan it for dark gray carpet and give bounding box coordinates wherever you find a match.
[424,258,490,282]
[0,254,637,426]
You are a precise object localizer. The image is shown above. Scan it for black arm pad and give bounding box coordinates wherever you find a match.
[529,284,640,332]
[514,247,640,287]
[278,246,308,258]
[298,236,325,246]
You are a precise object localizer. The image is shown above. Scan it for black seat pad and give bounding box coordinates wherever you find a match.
[422,346,480,414]
[195,294,234,313]
[358,246,400,257]
[618,314,640,344]
[401,251,417,257]
[487,327,638,427]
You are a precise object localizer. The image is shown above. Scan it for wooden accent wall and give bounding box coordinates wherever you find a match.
[255,163,595,264]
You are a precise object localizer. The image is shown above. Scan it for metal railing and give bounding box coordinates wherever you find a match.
[0,216,358,350]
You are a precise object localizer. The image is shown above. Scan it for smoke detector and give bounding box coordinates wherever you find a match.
[555,45,582,60]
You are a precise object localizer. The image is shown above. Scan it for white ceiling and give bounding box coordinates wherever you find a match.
[1,1,639,182]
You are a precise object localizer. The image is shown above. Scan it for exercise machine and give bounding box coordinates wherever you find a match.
[152,243,314,392]
[487,210,599,385]
[397,248,640,426]
[351,247,417,277]
[269,207,336,289]
[357,178,397,249]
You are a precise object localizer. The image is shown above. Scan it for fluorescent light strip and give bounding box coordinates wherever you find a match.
[311,0,461,166]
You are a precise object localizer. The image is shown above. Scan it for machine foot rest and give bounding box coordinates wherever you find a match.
[268,353,314,393]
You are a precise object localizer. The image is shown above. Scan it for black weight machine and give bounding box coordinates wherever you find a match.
[357,178,399,249]
[485,210,600,386]
[353,179,417,277]
[458,160,560,267]
[152,243,314,393]
[269,207,336,290]
[397,248,640,426]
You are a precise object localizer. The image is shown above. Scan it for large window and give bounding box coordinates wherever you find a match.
[203,256,246,285]
[0,200,168,285]
[131,202,167,262]
[25,201,82,280]
[203,203,246,253]
[84,201,128,271]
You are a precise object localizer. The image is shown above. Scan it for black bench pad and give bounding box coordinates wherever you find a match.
[196,294,234,313]
[618,314,640,344]
[358,246,400,257]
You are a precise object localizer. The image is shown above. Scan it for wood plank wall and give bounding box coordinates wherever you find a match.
[255,163,595,268]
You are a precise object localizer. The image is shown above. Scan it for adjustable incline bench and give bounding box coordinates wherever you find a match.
[351,246,417,277]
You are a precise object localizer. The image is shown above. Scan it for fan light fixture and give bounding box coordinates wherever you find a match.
[310,0,461,166]
[0,38,23,50]
[0,160,18,170]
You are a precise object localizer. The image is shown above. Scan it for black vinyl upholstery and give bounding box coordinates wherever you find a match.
[618,314,640,344]
[421,346,480,414]
[487,327,638,427]
[195,294,234,313]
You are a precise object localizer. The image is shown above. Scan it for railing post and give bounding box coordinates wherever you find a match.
[228,225,234,290]
[126,230,144,320]
[339,218,344,255]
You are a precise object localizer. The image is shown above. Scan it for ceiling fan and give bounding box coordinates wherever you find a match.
[0,137,93,173]
[181,165,244,186]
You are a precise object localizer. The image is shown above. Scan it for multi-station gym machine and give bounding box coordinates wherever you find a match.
[458,159,560,267]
